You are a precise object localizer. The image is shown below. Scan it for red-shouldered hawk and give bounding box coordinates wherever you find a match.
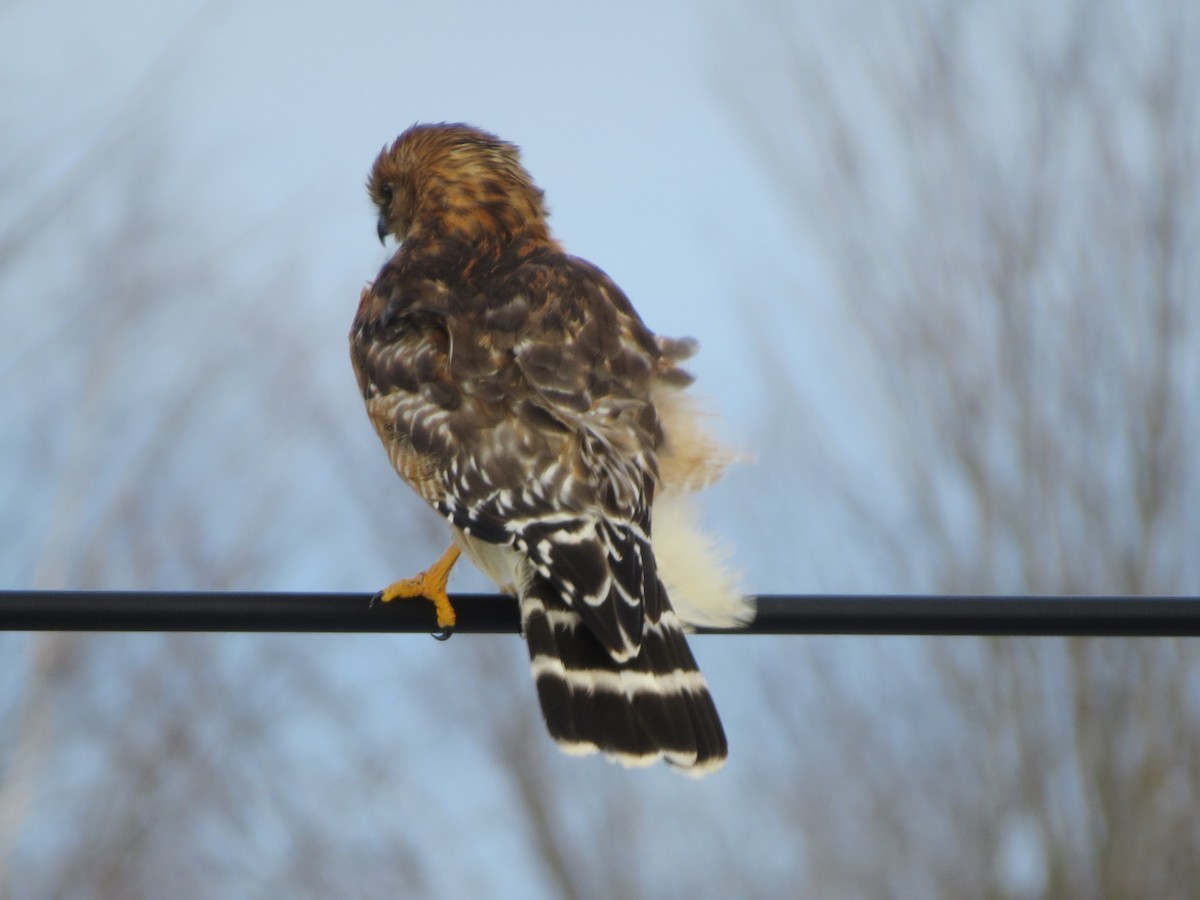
[350,123,751,776]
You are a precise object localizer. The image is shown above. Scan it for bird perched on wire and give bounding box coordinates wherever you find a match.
[350,123,751,775]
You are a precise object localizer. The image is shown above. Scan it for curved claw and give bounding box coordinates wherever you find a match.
[432,626,454,642]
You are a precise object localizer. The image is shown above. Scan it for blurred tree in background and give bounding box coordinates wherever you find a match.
[719,0,1200,895]
[2,0,1199,897]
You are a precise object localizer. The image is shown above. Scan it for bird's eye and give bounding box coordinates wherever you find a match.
[380,183,394,204]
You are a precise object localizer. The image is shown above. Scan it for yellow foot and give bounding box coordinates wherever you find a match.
[376,544,462,639]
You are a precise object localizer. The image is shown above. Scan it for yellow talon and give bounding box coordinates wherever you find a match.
[378,544,462,635]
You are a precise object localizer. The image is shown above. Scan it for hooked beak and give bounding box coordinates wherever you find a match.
[376,214,388,245]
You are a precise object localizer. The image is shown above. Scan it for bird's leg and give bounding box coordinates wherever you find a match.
[375,544,462,640]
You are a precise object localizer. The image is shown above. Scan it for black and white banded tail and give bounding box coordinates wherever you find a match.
[518,576,728,775]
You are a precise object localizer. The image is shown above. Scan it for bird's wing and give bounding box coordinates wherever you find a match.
[351,256,678,661]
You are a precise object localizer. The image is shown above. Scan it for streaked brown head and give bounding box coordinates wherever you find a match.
[368,122,553,248]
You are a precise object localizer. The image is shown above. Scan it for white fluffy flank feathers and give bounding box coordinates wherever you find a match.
[651,491,754,630]
[651,386,754,630]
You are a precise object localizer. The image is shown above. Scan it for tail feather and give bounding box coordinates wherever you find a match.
[644,607,728,771]
[519,577,727,775]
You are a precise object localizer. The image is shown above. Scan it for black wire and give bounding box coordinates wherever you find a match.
[1,591,1198,636]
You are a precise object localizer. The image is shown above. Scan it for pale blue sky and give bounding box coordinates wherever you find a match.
[5,2,1197,896]
[4,0,807,376]
[3,0,849,592]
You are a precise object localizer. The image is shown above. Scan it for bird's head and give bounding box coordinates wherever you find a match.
[368,122,553,248]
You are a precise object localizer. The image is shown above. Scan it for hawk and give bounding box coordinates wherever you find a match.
[350,123,751,775]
